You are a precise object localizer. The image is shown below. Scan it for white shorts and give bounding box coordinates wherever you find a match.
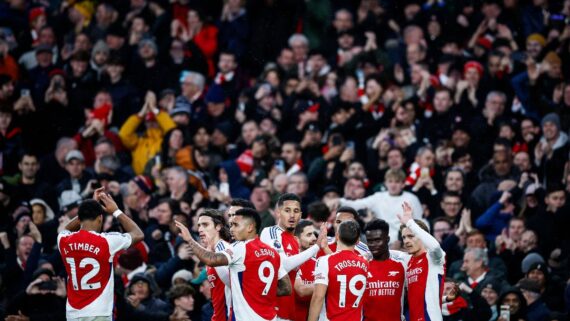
[67,316,112,321]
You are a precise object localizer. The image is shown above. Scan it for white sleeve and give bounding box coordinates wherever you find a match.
[405,220,444,264]
[103,232,133,255]
[389,250,411,266]
[214,266,230,285]
[313,256,329,286]
[57,230,71,250]
[282,244,319,272]
[278,258,288,280]
[260,227,285,255]
[221,242,245,266]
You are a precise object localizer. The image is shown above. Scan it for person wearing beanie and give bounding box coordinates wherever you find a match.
[534,112,568,189]
[526,262,566,312]
[126,273,169,314]
[171,269,193,285]
[518,278,551,321]
[526,34,546,59]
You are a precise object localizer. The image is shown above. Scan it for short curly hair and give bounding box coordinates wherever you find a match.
[167,284,195,303]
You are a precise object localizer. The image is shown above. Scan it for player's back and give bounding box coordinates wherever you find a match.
[315,250,369,321]
[363,257,406,321]
[225,238,283,321]
[58,229,132,318]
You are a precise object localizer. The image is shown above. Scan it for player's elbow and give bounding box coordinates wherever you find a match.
[277,277,292,296]
[130,230,144,245]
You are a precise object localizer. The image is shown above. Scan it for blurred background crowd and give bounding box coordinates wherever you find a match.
[1,0,570,320]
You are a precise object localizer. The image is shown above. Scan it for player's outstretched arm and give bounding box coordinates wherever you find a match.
[282,224,329,272]
[307,284,327,321]
[397,202,443,260]
[99,191,144,244]
[175,220,229,267]
[277,275,292,296]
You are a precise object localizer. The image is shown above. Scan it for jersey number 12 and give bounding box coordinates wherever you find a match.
[66,257,102,290]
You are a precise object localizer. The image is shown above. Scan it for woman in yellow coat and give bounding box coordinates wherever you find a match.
[119,91,176,174]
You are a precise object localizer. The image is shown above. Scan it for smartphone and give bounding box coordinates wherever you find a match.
[346,141,355,149]
[420,168,430,177]
[500,305,510,321]
[155,155,161,167]
[275,159,285,173]
[37,280,57,291]
[20,89,30,97]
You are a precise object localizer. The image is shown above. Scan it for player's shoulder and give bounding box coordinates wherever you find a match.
[261,225,282,239]
[215,240,231,252]
[355,241,370,252]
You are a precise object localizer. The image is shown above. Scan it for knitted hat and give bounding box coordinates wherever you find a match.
[65,150,85,163]
[543,51,561,66]
[527,33,546,46]
[479,277,504,295]
[521,252,544,273]
[205,84,226,104]
[132,175,154,196]
[28,7,46,23]
[171,269,193,284]
[118,248,144,270]
[464,61,484,77]
[526,262,549,278]
[541,113,561,131]
[73,1,95,21]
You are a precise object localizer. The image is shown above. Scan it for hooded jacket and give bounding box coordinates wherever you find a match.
[119,111,176,175]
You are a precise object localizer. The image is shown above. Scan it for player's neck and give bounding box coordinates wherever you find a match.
[80,224,99,232]
[208,236,222,250]
[412,247,427,257]
[278,223,293,234]
[337,243,354,252]
[374,251,390,261]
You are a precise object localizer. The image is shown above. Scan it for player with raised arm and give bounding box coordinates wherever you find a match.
[260,193,328,321]
[308,220,369,321]
[198,209,232,321]
[362,219,406,321]
[175,208,291,321]
[293,220,319,321]
[318,206,371,259]
[58,188,144,321]
[395,202,453,321]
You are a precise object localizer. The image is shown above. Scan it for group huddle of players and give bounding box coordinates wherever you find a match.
[175,193,452,321]
[57,189,451,321]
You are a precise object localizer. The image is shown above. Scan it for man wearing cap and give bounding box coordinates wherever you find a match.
[534,113,569,187]
[28,42,56,101]
[299,121,323,167]
[517,278,551,321]
[18,26,58,71]
[119,91,176,174]
[56,150,96,196]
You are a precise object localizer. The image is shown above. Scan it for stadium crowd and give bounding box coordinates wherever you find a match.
[1,0,570,320]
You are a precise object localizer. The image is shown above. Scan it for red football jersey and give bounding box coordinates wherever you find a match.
[314,250,369,321]
[363,257,406,321]
[208,240,231,321]
[58,230,132,318]
[260,225,300,320]
[221,237,287,321]
[294,257,317,321]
